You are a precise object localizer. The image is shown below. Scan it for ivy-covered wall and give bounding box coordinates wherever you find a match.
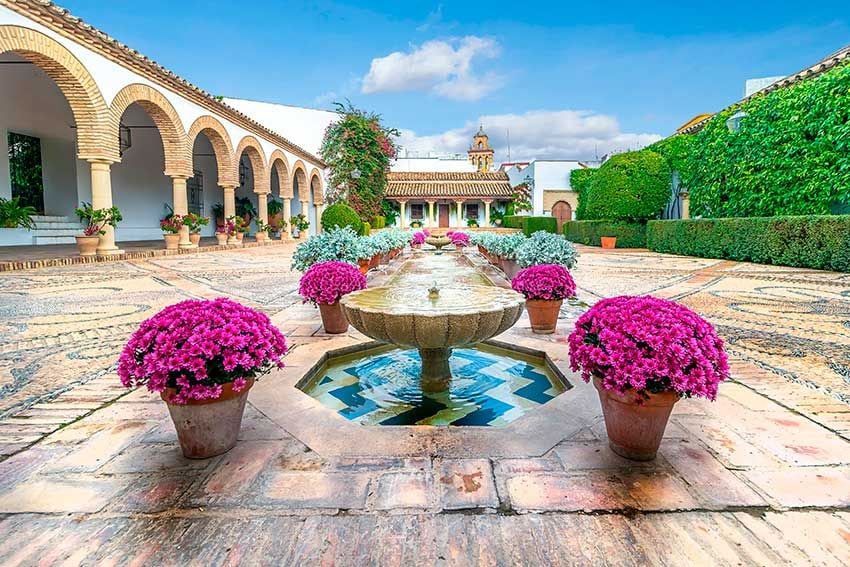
[569,168,595,220]
[653,60,850,218]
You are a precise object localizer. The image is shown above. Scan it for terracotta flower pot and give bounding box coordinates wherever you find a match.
[358,258,370,274]
[161,379,253,459]
[525,298,563,334]
[256,232,268,243]
[236,232,244,241]
[477,245,484,254]
[412,243,422,249]
[380,253,390,265]
[189,233,202,246]
[593,377,679,461]
[369,254,380,270]
[215,233,228,246]
[163,233,180,250]
[601,236,617,249]
[318,302,348,334]
[75,235,99,256]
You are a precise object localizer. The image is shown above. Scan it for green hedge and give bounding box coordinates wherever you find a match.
[647,216,850,271]
[523,216,558,236]
[570,168,595,220]
[503,215,527,229]
[563,221,647,248]
[321,203,362,233]
[360,221,371,236]
[372,215,386,229]
[584,150,670,222]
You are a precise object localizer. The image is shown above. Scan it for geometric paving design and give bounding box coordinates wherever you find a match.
[300,346,566,426]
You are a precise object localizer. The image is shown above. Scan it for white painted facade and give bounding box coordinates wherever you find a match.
[0,3,327,246]
[502,159,591,216]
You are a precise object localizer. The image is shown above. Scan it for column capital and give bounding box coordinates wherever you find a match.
[86,158,117,166]
[481,198,494,204]
[170,174,190,181]
[220,184,237,192]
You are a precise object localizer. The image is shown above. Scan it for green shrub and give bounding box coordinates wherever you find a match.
[372,215,386,229]
[522,216,557,236]
[503,215,527,229]
[0,197,37,229]
[647,216,850,272]
[321,203,362,233]
[584,150,670,222]
[563,220,647,248]
[570,168,596,220]
[360,221,371,236]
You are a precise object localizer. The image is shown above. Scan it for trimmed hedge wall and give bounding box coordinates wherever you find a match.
[647,216,850,272]
[503,215,527,229]
[563,221,647,248]
[523,216,558,236]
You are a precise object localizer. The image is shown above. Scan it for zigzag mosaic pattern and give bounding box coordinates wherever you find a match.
[302,347,565,426]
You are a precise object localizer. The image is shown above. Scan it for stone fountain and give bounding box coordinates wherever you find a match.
[340,284,525,392]
[424,235,451,252]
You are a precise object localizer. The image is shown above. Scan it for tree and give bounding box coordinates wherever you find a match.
[584,150,670,222]
[320,102,399,222]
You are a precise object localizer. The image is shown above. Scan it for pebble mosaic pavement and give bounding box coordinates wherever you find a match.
[0,242,849,565]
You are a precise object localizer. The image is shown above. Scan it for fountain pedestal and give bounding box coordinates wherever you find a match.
[419,348,452,392]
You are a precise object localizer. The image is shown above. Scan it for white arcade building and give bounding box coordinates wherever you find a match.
[0,0,332,251]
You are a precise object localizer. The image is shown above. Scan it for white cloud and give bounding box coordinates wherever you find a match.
[396,110,662,162]
[361,36,502,101]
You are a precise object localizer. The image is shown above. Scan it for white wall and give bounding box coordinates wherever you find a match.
[0,53,78,216]
[505,160,588,215]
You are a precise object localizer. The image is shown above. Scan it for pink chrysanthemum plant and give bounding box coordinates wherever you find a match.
[568,295,730,400]
[411,231,426,246]
[512,264,577,301]
[299,261,367,305]
[117,298,288,404]
[449,231,470,247]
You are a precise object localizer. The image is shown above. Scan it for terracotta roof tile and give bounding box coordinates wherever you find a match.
[386,171,512,199]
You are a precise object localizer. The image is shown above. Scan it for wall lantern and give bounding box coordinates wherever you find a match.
[725,110,748,133]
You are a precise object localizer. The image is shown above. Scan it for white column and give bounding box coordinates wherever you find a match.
[316,203,324,234]
[172,176,193,248]
[427,201,435,228]
[483,200,492,227]
[222,186,236,220]
[282,198,292,239]
[455,200,464,228]
[399,201,407,228]
[300,200,309,234]
[88,160,122,255]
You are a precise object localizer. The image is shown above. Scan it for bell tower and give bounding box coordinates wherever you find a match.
[468,125,494,172]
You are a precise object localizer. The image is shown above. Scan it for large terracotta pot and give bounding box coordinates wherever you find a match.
[163,233,180,250]
[601,236,617,249]
[358,258,370,274]
[318,302,348,334]
[256,232,268,244]
[593,377,679,461]
[189,233,202,246]
[525,298,562,334]
[369,254,381,270]
[236,232,244,241]
[500,258,521,280]
[75,235,99,256]
[215,233,229,246]
[161,379,253,459]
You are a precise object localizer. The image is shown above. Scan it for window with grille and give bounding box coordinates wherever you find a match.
[8,132,44,212]
[410,203,424,219]
[465,204,479,219]
[188,170,204,215]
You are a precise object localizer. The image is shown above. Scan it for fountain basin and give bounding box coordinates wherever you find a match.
[425,236,451,250]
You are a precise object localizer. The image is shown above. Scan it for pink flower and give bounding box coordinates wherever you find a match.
[512,264,576,300]
[411,231,426,245]
[568,296,729,400]
[299,261,367,305]
[449,231,469,246]
[117,298,287,404]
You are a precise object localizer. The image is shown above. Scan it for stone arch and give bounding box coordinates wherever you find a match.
[110,83,190,177]
[309,168,324,205]
[234,135,269,193]
[292,160,308,203]
[268,150,292,198]
[188,115,236,186]
[0,25,113,161]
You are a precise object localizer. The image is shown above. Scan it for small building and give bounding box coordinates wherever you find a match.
[502,159,594,230]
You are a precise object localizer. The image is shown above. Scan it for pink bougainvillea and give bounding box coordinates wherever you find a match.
[568,296,729,400]
[299,261,367,305]
[411,231,426,245]
[512,264,577,301]
[117,298,287,404]
[449,231,469,246]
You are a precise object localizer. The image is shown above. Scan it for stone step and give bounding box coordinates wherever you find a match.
[33,235,78,245]
[33,222,82,230]
[31,215,76,223]
[32,228,81,237]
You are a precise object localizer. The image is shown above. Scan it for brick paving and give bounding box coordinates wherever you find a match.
[1,243,849,565]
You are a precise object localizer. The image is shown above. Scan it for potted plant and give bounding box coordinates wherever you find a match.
[516,231,578,269]
[212,203,225,232]
[512,264,576,334]
[410,220,422,229]
[255,219,272,243]
[600,236,617,249]
[449,230,469,252]
[271,217,288,239]
[0,197,36,229]
[490,233,527,279]
[183,212,209,246]
[74,203,122,256]
[466,217,479,228]
[490,208,505,227]
[216,218,231,246]
[235,196,256,226]
[267,197,284,228]
[569,295,729,461]
[228,215,248,243]
[117,298,288,458]
[292,213,309,238]
[411,231,426,249]
[299,261,366,334]
[160,215,183,250]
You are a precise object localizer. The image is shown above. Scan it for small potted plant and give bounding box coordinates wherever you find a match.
[600,236,617,249]
[512,264,576,334]
[411,231,426,249]
[160,215,183,250]
[272,217,288,239]
[255,219,271,243]
[449,230,469,252]
[569,296,729,461]
[267,197,284,228]
[212,203,225,232]
[74,203,122,256]
[183,212,209,246]
[410,219,422,229]
[299,261,366,334]
[491,208,505,227]
[227,216,247,244]
[466,217,479,228]
[117,298,287,459]
[216,219,231,246]
[292,213,309,238]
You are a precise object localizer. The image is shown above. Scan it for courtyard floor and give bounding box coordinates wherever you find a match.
[1,243,849,565]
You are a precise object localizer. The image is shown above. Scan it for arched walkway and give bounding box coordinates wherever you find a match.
[268,150,291,198]
[187,115,236,187]
[0,25,113,161]
[234,136,268,193]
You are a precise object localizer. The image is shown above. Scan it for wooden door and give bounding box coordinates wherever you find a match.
[552,201,572,232]
[439,204,450,228]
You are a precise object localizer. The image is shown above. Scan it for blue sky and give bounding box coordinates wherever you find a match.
[63,0,849,162]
